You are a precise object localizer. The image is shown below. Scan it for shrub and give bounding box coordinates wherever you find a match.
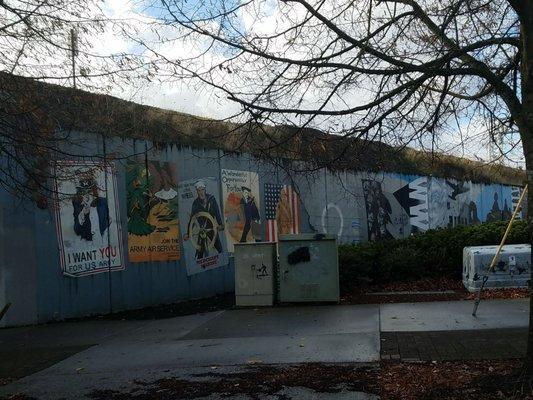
[338,220,529,292]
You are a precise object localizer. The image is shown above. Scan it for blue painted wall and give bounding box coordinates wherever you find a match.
[0,132,525,326]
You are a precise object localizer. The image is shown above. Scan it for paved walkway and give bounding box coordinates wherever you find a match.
[0,298,529,399]
[0,305,380,399]
[380,299,529,331]
[381,328,527,361]
[379,298,529,362]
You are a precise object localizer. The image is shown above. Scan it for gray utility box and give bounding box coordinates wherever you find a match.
[278,234,339,303]
[463,244,531,292]
[234,242,277,306]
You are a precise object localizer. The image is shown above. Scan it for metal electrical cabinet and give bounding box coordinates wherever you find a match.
[234,242,277,306]
[278,234,339,302]
[463,244,531,292]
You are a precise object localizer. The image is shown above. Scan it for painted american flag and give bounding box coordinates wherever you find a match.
[264,183,300,242]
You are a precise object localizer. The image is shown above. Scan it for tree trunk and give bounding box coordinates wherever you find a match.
[525,180,533,374]
[521,0,533,377]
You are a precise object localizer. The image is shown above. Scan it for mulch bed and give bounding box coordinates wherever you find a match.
[82,360,532,400]
[86,364,380,400]
[341,277,530,304]
[381,359,533,400]
[0,378,13,387]
[4,361,532,399]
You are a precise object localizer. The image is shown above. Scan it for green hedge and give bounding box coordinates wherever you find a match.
[338,220,530,292]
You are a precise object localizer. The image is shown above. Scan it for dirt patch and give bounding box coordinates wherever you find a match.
[381,359,532,400]
[63,293,235,322]
[103,293,235,321]
[341,278,529,304]
[0,345,92,382]
[343,291,467,304]
[465,288,530,301]
[371,278,465,293]
[87,364,380,399]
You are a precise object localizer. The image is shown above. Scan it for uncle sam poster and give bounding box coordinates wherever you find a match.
[53,161,124,277]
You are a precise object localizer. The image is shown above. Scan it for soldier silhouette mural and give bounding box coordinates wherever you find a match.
[362,179,393,241]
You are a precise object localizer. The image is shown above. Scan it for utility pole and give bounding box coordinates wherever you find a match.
[70,29,78,89]
[488,116,504,163]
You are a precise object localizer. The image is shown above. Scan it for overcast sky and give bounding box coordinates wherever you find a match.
[79,0,526,169]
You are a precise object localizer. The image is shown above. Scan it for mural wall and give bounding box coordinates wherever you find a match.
[296,171,365,244]
[43,155,533,276]
[298,170,524,243]
[0,132,525,326]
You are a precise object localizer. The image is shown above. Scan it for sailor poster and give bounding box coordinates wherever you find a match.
[126,161,181,262]
[220,169,261,252]
[177,177,228,275]
[53,161,124,277]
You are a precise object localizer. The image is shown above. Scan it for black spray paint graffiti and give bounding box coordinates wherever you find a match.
[287,246,311,265]
[362,179,393,241]
[250,264,269,279]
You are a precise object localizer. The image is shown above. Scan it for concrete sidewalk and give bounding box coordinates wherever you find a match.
[0,298,528,399]
[380,298,529,331]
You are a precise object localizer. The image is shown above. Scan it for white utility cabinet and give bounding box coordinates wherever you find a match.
[234,242,276,306]
[463,244,531,292]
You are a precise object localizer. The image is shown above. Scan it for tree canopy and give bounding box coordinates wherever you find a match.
[142,0,523,164]
[0,0,148,202]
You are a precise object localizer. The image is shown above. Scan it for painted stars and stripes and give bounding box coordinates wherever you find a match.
[264,183,300,242]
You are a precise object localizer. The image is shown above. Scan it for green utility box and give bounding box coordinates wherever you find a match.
[278,234,339,303]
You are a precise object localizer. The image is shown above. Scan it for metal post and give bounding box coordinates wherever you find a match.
[70,29,78,89]
[0,303,11,322]
[103,134,113,314]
